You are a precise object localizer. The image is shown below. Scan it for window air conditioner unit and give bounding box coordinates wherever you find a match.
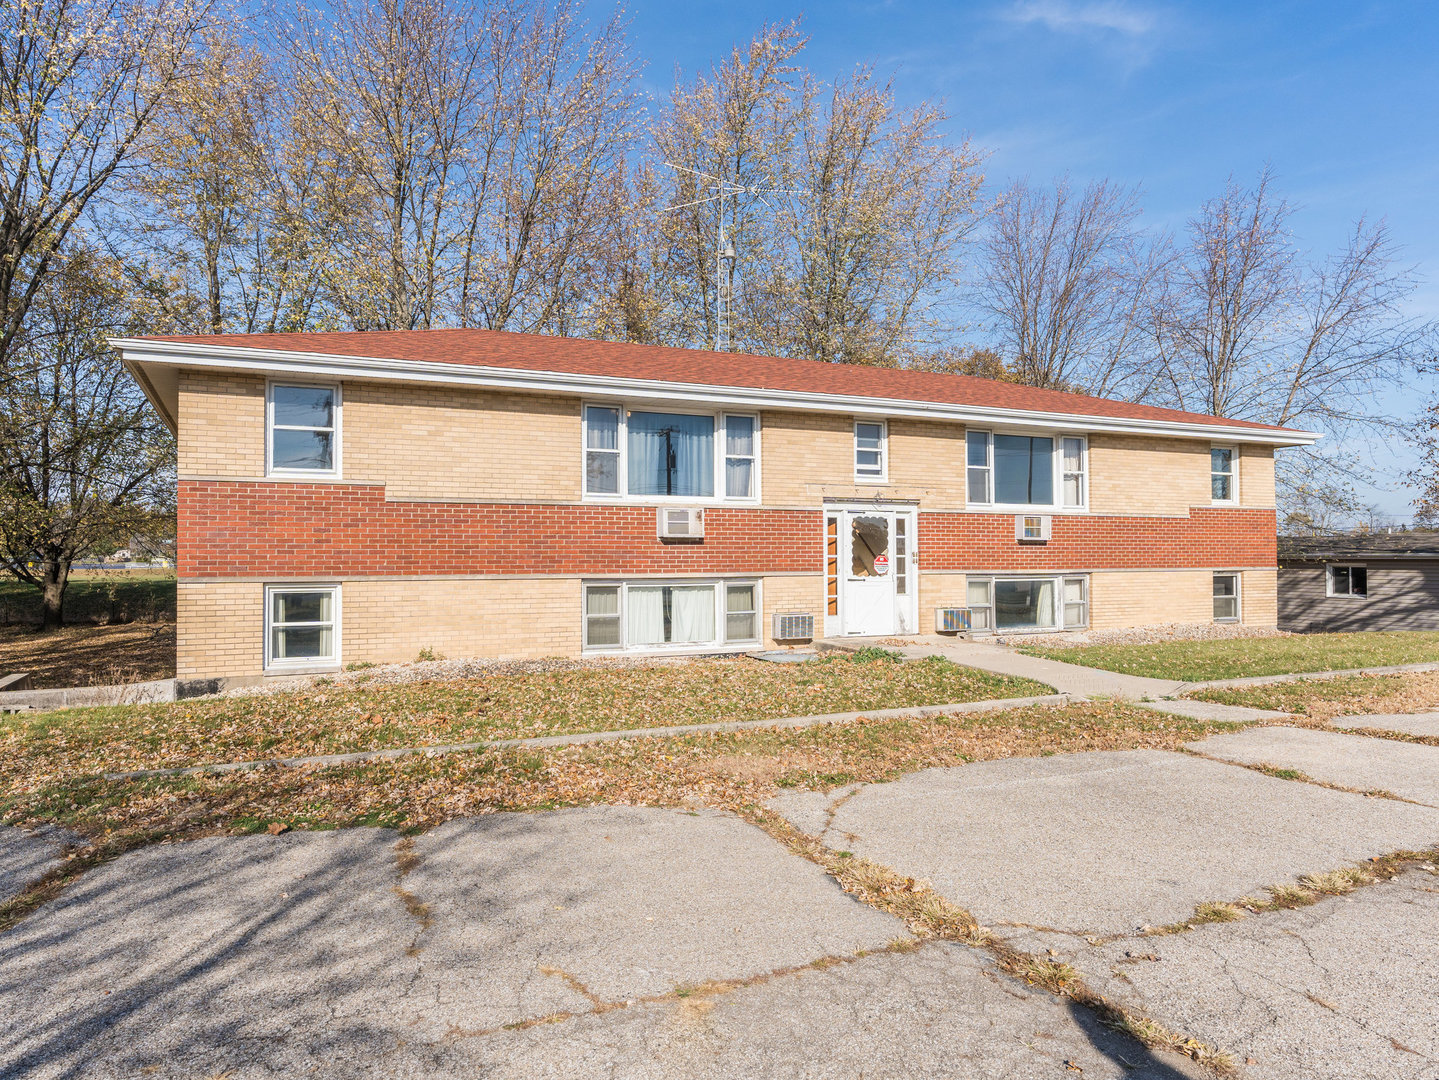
[772,612,814,642]
[1015,514,1052,543]
[935,606,972,634]
[657,506,705,539]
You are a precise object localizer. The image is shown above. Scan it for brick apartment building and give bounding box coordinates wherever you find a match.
[115,329,1317,686]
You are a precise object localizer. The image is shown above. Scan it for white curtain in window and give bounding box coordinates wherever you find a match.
[628,412,714,497]
[627,587,666,646]
[669,585,716,644]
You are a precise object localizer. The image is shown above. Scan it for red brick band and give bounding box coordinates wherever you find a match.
[178,481,1276,578]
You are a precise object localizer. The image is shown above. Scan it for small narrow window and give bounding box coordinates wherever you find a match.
[1211,446,1236,503]
[1062,437,1086,508]
[584,406,621,495]
[825,515,840,617]
[967,430,992,504]
[269,384,337,474]
[1213,573,1240,622]
[724,415,757,498]
[724,583,758,642]
[267,586,339,667]
[855,421,886,481]
[966,578,993,631]
[894,516,910,596]
[1327,565,1368,598]
[1062,576,1089,629]
[584,585,622,649]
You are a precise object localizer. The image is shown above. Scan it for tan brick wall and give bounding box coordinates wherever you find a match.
[344,383,580,501]
[760,412,966,507]
[1087,570,1214,629]
[177,371,266,478]
[1241,568,1278,625]
[919,571,969,632]
[1239,445,1276,509]
[177,581,264,679]
[1087,435,1210,516]
[761,574,826,647]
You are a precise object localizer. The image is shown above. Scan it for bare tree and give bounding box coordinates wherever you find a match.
[0,0,216,366]
[0,242,174,628]
[974,177,1161,394]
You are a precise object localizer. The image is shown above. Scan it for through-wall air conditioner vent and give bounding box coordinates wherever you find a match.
[772,612,814,642]
[1014,514,1052,543]
[657,506,705,540]
[935,607,972,634]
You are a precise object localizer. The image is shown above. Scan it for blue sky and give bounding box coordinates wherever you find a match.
[618,0,1438,518]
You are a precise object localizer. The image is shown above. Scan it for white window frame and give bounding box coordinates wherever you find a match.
[581,401,760,504]
[966,429,1086,513]
[1211,444,1238,505]
[1326,564,1368,599]
[722,412,759,500]
[263,583,341,671]
[965,573,1087,635]
[1213,572,1241,623]
[854,420,888,483]
[580,578,763,653]
[267,380,341,479]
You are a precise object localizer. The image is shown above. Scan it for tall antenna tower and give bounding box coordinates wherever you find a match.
[663,163,796,352]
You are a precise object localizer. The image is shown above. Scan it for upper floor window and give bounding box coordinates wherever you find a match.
[268,383,339,475]
[854,421,887,482]
[967,430,1086,510]
[583,404,758,501]
[1211,445,1236,503]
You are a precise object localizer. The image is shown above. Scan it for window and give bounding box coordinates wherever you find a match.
[965,574,1090,634]
[724,415,756,498]
[581,580,760,651]
[825,515,840,617]
[1211,446,1236,503]
[1327,565,1368,598]
[268,383,338,475]
[1062,437,1086,508]
[854,421,886,481]
[967,430,1083,509]
[894,515,910,597]
[265,586,339,668]
[1213,573,1240,622]
[582,405,758,501]
[1062,577,1089,629]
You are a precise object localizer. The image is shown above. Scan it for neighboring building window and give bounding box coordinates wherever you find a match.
[1327,565,1368,598]
[1062,437,1086,508]
[1213,573,1240,622]
[965,574,1089,633]
[269,383,338,475]
[724,414,756,498]
[1211,446,1236,503]
[854,421,887,481]
[266,585,339,668]
[967,430,1083,509]
[582,580,760,651]
[582,405,757,500]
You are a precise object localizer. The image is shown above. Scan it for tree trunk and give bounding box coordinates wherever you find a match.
[40,554,68,630]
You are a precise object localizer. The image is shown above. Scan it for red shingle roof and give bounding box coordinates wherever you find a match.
[137,326,1298,434]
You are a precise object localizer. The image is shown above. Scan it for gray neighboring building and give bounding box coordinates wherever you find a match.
[1278,532,1439,632]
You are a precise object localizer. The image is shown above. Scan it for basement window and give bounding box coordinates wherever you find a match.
[1213,573,1240,622]
[1326,565,1368,598]
[265,585,340,669]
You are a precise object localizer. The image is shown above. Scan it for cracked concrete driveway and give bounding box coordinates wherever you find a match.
[769,749,1439,934]
[0,806,1200,1079]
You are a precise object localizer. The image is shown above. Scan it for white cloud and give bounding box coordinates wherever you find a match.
[1007,0,1159,38]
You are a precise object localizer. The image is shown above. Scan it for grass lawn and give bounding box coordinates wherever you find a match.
[1021,631,1439,682]
[0,653,1050,779]
[0,700,1239,860]
[0,623,177,687]
[1190,670,1439,726]
[0,570,176,626]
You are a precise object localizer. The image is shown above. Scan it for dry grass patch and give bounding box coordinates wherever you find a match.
[1190,671,1439,734]
[0,623,176,688]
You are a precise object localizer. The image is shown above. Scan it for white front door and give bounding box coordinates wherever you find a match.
[843,511,898,635]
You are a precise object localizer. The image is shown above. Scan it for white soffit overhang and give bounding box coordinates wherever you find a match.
[113,338,1322,447]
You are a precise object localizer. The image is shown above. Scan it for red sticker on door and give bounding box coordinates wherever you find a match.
[873,554,890,575]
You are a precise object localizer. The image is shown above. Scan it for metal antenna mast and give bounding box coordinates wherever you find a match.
[662,164,797,352]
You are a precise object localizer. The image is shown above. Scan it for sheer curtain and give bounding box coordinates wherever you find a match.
[669,586,715,644]
[627,587,666,646]
[628,412,714,496]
